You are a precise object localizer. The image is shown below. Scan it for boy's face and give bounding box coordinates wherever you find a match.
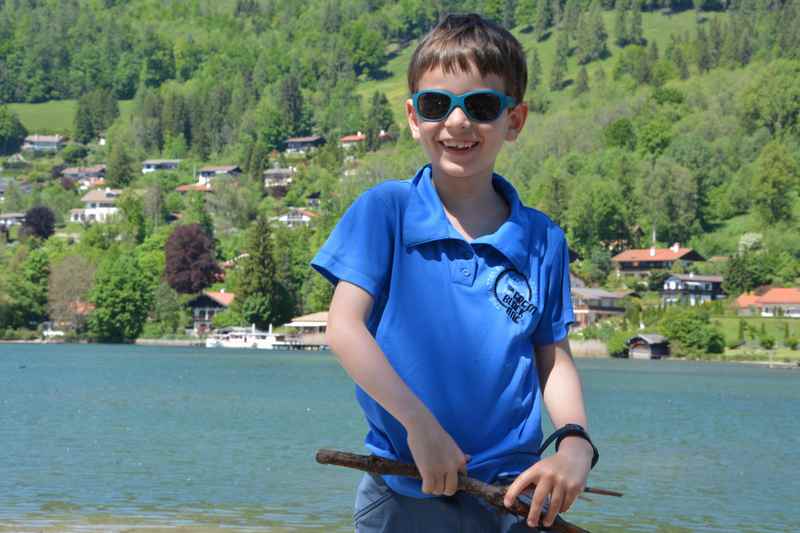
[406,64,528,185]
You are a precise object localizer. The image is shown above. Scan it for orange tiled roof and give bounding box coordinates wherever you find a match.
[736,293,759,308]
[757,287,800,305]
[205,290,235,307]
[613,247,698,262]
[340,133,366,143]
[176,183,212,193]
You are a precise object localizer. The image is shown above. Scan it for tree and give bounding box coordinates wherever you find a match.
[8,248,50,329]
[603,118,637,150]
[116,191,146,244]
[74,88,120,144]
[164,224,220,294]
[0,106,27,155]
[550,31,570,91]
[535,0,554,40]
[740,60,800,136]
[529,49,543,91]
[673,47,690,79]
[364,91,395,152]
[106,139,137,187]
[750,142,799,225]
[659,306,724,356]
[614,2,629,46]
[630,5,644,45]
[695,26,713,73]
[48,254,96,334]
[574,66,590,96]
[88,253,153,342]
[233,215,292,330]
[21,206,56,240]
[723,250,772,296]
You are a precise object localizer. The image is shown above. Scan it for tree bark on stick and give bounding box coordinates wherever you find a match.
[316,449,602,533]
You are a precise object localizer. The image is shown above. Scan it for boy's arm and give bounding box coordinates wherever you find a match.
[326,280,468,496]
[504,338,593,529]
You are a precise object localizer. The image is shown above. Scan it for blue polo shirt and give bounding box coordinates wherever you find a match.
[311,164,574,498]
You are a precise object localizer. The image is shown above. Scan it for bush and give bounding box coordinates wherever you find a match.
[608,329,636,357]
[786,337,799,350]
[759,335,775,350]
[659,305,725,356]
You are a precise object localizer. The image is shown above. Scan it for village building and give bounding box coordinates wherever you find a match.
[263,167,295,197]
[187,290,235,335]
[175,182,213,194]
[612,244,705,276]
[273,207,318,227]
[62,165,106,190]
[198,165,241,184]
[69,188,121,224]
[306,191,321,207]
[142,159,181,174]
[339,130,393,150]
[22,134,66,153]
[571,287,628,328]
[736,288,800,318]
[284,135,325,154]
[626,334,670,359]
[661,273,726,306]
[0,212,25,228]
[283,311,327,346]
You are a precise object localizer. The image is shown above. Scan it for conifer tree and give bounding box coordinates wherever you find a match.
[563,0,582,36]
[550,31,570,90]
[535,0,554,40]
[515,0,537,30]
[614,2,630,46]
[696,26,713,73]
[574,66,590,96]
[529,48,543,91]
[630,4,644,45]
[708,17,723,69]
[234,215,292,330]
[673,47,690,79]
[648,40,660,64]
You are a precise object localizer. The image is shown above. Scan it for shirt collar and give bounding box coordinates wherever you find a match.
[403,165,532,276]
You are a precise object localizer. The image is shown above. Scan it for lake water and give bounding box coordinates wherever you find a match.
[1,344,798,532]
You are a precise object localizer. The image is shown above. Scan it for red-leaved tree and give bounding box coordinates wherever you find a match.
[164,224,220,294]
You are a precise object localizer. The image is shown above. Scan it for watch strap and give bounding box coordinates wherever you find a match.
[537,423,599,470]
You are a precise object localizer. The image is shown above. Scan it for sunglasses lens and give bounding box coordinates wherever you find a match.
[416,92,451,120]
[464,92,503,122]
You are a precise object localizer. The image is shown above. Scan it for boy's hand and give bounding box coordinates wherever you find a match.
[405,411,469,497]
[503,438,593,528]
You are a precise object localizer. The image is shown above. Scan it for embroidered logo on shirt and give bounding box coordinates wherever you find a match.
[487,267,536,324]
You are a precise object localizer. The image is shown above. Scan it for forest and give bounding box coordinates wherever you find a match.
[0,0,798,353]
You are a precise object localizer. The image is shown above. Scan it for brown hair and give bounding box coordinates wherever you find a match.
[407,13,528,103]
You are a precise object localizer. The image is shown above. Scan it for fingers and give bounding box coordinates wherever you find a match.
[527,475,552,528]
[542,485,564,528]
[420,454,466,496]
[503,468,535,509]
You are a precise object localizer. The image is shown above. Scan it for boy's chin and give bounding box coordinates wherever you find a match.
[431,160,493,182]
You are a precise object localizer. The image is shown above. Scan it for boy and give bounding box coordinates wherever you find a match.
[312,13,596,533]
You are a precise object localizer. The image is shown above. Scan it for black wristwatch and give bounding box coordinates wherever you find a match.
[537,423,599,469]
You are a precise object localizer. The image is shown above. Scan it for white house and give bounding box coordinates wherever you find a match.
[70,188,121,223]
[22,134,66,153]
[198,165,241,185]
[0,212,25,228]
[142,159,181,174]
[273,207,317,227]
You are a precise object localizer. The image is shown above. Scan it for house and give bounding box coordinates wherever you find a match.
[571,287,628,328]
[69,188,121,224]
[175,182,213,194]
[626,334,670,359]
[264,167,295,197]
[662,274,725,306]
[612,244,705,276]
[736,288,800,318]
[0,212,25,228]
[306,191,321,207]
[284,135,325,154]
[283,311,327,346]
[339,130,394,149]
[274,207,317,227]
[22,134,66,152]
[142,159,181,174]
[62,165,106,190]
[198,165,241,184]
[187,290,235,335]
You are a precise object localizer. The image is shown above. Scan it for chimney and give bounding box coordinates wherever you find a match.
[649,246,656,257]
[671,242,680,253]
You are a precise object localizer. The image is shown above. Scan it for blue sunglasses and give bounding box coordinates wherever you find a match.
[412,89,517,123]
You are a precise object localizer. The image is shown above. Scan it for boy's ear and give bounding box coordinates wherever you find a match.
[405,98,422,140]
[505,102,529,142]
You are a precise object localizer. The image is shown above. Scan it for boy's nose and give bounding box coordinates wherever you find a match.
[444,105,471,128]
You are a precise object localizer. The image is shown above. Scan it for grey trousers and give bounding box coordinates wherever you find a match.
[353,473,542,533]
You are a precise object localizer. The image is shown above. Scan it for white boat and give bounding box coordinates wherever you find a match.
[205,324,284,350]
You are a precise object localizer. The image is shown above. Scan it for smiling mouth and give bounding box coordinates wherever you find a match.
[439,141,479,152]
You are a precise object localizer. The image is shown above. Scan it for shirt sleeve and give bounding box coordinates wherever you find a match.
[310,188,394,299]
[532,231,575,346]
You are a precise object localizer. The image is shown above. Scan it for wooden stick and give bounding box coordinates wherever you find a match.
[316,449,616,533]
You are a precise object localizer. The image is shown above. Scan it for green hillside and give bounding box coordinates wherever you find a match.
[358,9,701,126]
[8,100,134,136]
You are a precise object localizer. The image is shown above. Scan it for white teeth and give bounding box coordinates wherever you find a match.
[442,141,476,149]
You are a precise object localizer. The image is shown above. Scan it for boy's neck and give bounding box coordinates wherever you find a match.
[431,169,509,240]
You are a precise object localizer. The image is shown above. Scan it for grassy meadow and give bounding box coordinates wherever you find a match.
[8,99,134,135]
